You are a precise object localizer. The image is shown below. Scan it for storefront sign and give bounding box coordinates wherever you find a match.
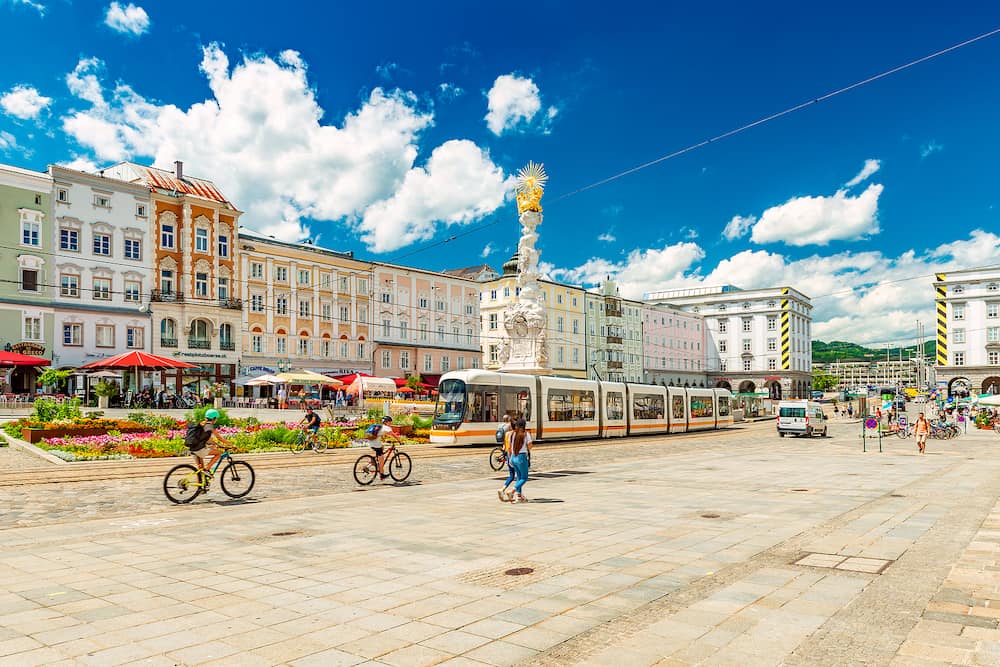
[12,342,45,355]
[175,352,227,359]
[245,365,275,374]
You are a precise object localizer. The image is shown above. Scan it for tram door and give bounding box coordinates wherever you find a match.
[484,391,499,424]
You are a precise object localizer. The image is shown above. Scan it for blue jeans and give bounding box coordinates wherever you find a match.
[510,453,529,493]
[504,460,516,489]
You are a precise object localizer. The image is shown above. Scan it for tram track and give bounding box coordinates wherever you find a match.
[1,422,767,486]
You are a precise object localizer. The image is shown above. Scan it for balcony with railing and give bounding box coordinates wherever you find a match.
[606,336,623,345]
[151,289,184,303]
[608,361,623,369]
[219,298,243,311]
[160,337,178,348]
[220,340,235,351]
[188,338,210,350]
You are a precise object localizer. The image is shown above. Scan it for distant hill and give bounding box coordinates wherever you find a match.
[812,340,935,363]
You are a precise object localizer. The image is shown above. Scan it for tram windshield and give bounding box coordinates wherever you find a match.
[433,379,467,425]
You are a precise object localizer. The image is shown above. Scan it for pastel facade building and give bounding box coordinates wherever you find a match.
[239,230,373,376]
[372,263,481,384]
[933,268,1000,396]
[641,304,707,387]
[104,161,242,393]
[584,280,643,382]
[49,165,153,377]
[0,163,53,392]
[646,285,813,399]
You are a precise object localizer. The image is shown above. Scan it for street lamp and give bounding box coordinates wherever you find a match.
[277,358,291,373]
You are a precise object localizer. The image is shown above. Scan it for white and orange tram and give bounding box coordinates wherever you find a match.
[430,369,733,445]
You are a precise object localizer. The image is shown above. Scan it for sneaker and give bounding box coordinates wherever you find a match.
[497,489,509,502]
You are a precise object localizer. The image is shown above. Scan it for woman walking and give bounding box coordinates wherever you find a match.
[498,419,532,503]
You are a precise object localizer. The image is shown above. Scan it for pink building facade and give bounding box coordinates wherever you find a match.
[371,263,481,385]
[641,305,707,386]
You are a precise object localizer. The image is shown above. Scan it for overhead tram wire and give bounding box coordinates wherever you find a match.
[390,25,1000,262]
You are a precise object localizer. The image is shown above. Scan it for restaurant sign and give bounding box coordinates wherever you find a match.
[12,342,45,356]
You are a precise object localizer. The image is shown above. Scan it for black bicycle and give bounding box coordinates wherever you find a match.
[163,448,255,503]
[489,446,530,471]
[353,441,411,484]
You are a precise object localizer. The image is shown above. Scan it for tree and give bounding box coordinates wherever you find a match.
[39,368,71,391]
[405,373,423,391]
[812,371,839,392]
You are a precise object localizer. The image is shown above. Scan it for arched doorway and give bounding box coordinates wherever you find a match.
[9,367,37,394]
[738,380,756,393]
[948,377,970,398]
[982,377,1000,395]
[766,380,782,400]
[715,380,732,390]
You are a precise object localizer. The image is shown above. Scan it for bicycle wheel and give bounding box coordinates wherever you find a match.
[289,433,306,454]
[896,429,908,439]
[312,432,329,453]
[489,447,506,471]
[388,452,412,482]
[353,454,377,485]
[163,464,203,504]
[219,461,255,498]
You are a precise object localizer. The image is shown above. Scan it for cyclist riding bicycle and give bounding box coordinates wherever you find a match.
[299,407,321,442]
[186,408,233,480]
[372,415,404,480]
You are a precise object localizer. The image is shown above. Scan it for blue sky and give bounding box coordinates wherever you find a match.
[3,0,1000,346]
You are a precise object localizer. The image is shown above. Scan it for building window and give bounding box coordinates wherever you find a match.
[743,358,752,371]
[250,262,262,278]
[275,266,287,282]
[382,319,391,337]
[23,317,41,341]
[990,351,1000,365]
[557,317,564,333]
[135,204,146,217]
[953,285,965,294]
[768,358,777,370]
[466,328,473,344]
[160,270,174,295]
[93,233,110,256]
[742,338,751,352]
[767,337,777,352]
[358,305,367,324]
[424,354,432,372]
[276,296,288,315]
[124,280,141,302]
[321,273,331,288]
[63,323,82,346]
[339,305,349,322]
[990,283,999,292]
[989,327,999,343]
[322,303,332,321]
[489,313,498,330]
[357,342,365,359]
[218,235,229,258]
[56,188,68,203]
[298,337,309,355]
[299,300,310,317]
[60,228,79,251]
[489,345,498,363]
[742,318,751,332]
[356,278,368,295]
[124,238,141,260]
[419,322,428,341]
[953,303,966,320]
[719,339,727,353]
[195,228,208,253]
[767,316,777,331]
[441,356,450,372]
[989,303,999,319]
[339,276,349,291]
[93,277,111,301]
[400,351,410,369]
[298,269,310,285]
[276,336,287,354]
[321,340,331,357]
[954,329,965,343]
[252,335,263,353]
[418,296,428,309]
[490,289,497,300]
[381,350,391,369]
[93,194,111,208]
[557,347,564,364]
[718,319,727,333]
[96,324,115,347]
[400,321,409,340]
[954,351,965,366]
[381,292,391,304]
[194,273,208,298]
[127,327,143,349]
[161,224,174,249]
[251,294,264,312]
[437,325,445,342]
[340,342,348,358]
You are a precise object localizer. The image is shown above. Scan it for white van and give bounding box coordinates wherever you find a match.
[777,400,828,437]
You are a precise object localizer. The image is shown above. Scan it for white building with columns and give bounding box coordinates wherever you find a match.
[933,267,1000,397]
[49,165,153,377]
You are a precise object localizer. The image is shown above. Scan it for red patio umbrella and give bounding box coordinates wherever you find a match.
[0,351,51,367]
[79,351,198,393]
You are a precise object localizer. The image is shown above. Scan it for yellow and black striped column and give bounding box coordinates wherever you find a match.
[936,273,947,366]
[780,288,790,370]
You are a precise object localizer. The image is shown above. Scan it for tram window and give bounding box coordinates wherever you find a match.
[500,386,531,421]
[469,392,484,422]
[671,396,685,419]
[718,397,731,416]
[633,393,664,420]
[606,391,624,420]
[690,396,714,418]
[485,391,499,423]
[547,389,596,421]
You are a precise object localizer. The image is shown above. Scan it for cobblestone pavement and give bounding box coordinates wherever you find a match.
[1,420,999,666]
[0,444,53,472]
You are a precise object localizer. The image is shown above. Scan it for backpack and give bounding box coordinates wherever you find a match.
[363,424,382,440]
[184,422,210,451]
[495,424,508,443]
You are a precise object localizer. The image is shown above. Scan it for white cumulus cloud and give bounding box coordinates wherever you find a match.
[722,214,755,241]
[59,45,511,250]
[0,130,20,153]
[104,2,149,35]
[480,242,493,258]
[597,232,616,243]
[748,183,883,246]
[484,73,557,136]
[0,85,52,119]
[6,0,45,15]
[845,158,880,187]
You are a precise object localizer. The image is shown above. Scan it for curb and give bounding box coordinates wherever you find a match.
[4,433,67,465]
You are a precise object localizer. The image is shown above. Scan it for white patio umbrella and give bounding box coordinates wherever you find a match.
[245,374,285,386]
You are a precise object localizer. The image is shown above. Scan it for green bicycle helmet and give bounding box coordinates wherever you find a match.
[205,408,221,420]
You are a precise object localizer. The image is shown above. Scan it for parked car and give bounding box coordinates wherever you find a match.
[777,400,828,437]
[811,390,824,400]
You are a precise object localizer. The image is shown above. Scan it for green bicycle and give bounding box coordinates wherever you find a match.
[289,428,330,454]
[163,448,255,504]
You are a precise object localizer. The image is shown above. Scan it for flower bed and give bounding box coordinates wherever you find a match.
[22,424,149,444]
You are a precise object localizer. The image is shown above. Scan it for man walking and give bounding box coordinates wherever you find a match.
[914,412,929,454]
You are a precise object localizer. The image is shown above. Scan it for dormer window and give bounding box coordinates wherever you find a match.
[953,285,964,294]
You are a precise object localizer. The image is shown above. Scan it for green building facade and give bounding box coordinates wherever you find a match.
[0,163,53,393]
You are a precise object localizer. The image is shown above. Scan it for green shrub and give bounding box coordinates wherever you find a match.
[184,405,232,427]
[127,412,181,430]
[255,425,295,444]
[94,381,118,398]
[32,397,83,423]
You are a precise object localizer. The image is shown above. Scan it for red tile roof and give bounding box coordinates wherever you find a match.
[129,164,233,205]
